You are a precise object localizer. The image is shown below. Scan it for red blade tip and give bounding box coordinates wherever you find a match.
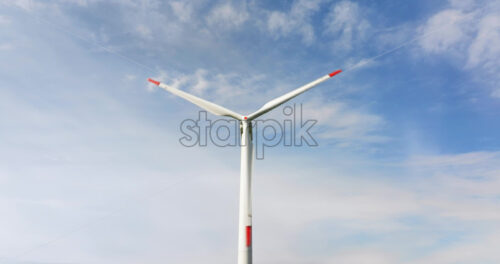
[148,78,160,86]
[329,69,342,77]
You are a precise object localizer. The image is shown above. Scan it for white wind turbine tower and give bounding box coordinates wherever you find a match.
[148,68,342,264]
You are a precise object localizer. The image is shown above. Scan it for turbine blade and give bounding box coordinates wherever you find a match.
[148,78,243,120]
[247,69,342,120]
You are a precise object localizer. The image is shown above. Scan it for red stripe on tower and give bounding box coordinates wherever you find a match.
[329,69,342,77]
[246,226,252,247]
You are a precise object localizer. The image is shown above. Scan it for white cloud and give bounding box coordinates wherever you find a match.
[206,2,249,30]
[418,9,472,53]
[302,98,386,144]
[0,0,35,11]
[323,0,371,52]
[407,151,500,201]
[466,14,500,69]
[169,1,193,23]
[266,0,323,45]
[150,69,216,96]
[418,0,500,98]
[407,151,499,167]
[408,231,500,264]
[252,150,500,263]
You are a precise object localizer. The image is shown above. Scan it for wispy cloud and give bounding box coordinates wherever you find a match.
[266,0,323,45]
[418,9,473,53]
[252,150,500,263]
[302,98,386,144]
[323,0,371,53]
[466,14,500,68]
[407,151,499,167]
[418,0,500,98]
[0,0,35,11]
[169,1,193,23]
[206,2,249,30]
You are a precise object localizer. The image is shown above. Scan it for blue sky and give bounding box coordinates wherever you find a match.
[1,0,500,263]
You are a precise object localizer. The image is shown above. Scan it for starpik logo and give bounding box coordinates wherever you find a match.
[178,104,318,159]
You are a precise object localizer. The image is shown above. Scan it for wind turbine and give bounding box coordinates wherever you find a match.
[148,68,342,264]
